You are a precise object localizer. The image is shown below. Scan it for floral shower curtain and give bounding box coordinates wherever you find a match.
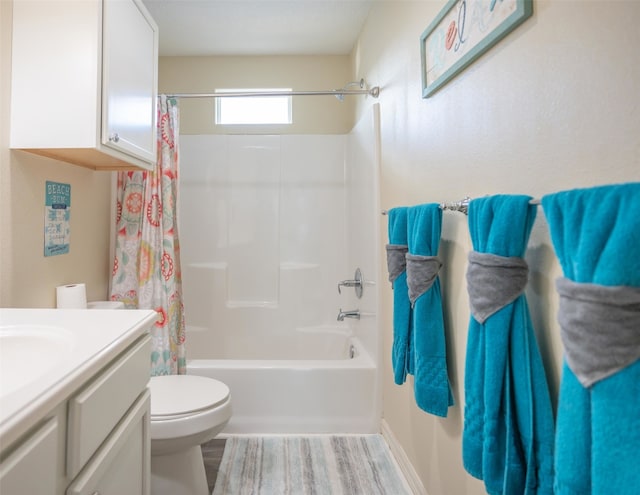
[110,95,186,375]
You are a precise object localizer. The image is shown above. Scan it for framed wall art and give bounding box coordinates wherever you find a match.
[420,0,533,98]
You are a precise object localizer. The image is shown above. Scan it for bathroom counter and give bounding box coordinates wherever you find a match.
[0,308,157,450]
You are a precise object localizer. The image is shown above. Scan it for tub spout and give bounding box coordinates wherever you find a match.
[337,309,360,321]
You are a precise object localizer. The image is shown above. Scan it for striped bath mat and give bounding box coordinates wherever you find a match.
[212,435,412,495]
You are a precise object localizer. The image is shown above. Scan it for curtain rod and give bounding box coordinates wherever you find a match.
[167,79,380,100]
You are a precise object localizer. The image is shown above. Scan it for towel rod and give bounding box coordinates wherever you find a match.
[381,197,541,216]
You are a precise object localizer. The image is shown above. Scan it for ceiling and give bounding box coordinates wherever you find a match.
[142,0,374,56]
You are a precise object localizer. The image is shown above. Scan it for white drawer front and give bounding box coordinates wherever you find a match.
[67,389,150,495]
[67,335,150,478]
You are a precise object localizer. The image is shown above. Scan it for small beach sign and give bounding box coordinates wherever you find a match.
[44,181,71,256]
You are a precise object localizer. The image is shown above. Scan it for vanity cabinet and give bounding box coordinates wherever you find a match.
[0,416,61,495]
[10,0,158,171]
[0,335,152,495]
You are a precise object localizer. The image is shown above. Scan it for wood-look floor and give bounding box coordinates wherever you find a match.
[202,438,226,492]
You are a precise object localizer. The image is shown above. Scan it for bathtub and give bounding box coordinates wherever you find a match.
[187,328,378,434]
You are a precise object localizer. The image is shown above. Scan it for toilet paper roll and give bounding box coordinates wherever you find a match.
[56,283,87,309]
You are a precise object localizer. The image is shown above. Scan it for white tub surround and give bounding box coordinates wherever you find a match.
[179,134,349,342]
[179,107,382,436]
[1,309,156,495]
[189,324,356,361]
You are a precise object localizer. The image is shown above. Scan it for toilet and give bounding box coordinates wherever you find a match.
[87,301,231,494]
[149,375,232,495]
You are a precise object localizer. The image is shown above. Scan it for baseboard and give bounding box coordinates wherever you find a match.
[380,419,428,495]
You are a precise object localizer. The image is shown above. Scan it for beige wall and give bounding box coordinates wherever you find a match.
[1,0,112,308]
[159,55,354,134]
[353,1,639,494]
[3,0,639,488]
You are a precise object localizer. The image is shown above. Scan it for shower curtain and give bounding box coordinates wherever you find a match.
[111,95,186,375]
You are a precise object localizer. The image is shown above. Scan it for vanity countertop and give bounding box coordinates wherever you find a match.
[0,308,157,450]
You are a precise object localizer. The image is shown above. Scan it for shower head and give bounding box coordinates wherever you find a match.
[335,79,367,101]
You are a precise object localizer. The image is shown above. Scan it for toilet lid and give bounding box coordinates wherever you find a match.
[149,375,230,418]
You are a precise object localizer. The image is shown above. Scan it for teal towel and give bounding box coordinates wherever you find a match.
[406,204,453,417]
[463,195,555,495]
[542,182,640,495]
[387,207,412,385]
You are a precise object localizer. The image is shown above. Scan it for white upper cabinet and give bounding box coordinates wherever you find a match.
[102,0,157,164]
[10,0,158,171]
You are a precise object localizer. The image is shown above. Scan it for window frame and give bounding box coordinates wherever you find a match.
[214,89,293,126]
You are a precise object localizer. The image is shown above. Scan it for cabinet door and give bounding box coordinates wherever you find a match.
[0,417,59,495]
[67,336,151,479]
[102,0,158,164]
[66,390,151,495]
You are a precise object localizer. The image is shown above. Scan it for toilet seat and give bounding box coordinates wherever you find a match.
[149,375,232,442]
[150,375,230,419]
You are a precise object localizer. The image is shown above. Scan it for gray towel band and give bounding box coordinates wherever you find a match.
[406,254,442,305]
[557,277,640,388]
[386,244,408,285]
[466,251,529,324]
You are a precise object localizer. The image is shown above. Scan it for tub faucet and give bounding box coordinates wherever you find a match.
[337,308,360,321]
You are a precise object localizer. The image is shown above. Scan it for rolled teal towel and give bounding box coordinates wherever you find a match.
[463,195,555,494]
[386,207,412,385]
[542,182,640,495]
[406,204,453,417]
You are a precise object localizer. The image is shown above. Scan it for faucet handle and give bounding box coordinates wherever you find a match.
[337,280,355,294]
[337,268,364,298]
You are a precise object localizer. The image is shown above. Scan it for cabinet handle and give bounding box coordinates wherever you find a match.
[91,492,101,495]
[109,133,120,143]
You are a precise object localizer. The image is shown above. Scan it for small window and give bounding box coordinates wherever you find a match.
[215,89,292,125]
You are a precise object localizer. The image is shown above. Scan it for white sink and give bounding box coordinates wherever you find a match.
[0,325,75,398]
